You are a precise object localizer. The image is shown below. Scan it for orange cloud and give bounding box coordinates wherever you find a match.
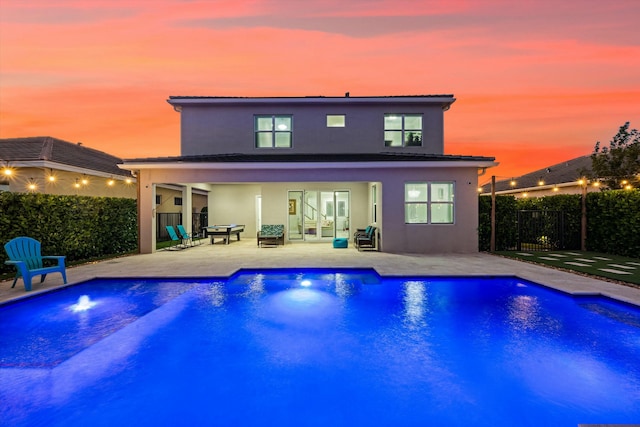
[1,0,639,178]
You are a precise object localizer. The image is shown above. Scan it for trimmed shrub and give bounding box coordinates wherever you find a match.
[479,195,518,251]
[586,190,640,257]
[0,193,137,274]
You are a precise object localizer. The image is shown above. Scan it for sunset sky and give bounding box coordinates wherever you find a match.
[1,0,638,180]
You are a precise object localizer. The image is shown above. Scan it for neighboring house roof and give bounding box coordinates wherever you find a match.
[481,155,593,193]
[0,136,130,177]
[123,152,495,164]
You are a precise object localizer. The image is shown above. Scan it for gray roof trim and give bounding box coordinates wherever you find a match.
[122,152,494,164]
[167,95,456,108]
[7,160,135,181]
[119,152,497,171]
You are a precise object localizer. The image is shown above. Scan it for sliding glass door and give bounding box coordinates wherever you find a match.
[334,191,350,239]
[288,190,349,241]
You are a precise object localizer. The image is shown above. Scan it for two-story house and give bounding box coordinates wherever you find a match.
[120,94,497,254]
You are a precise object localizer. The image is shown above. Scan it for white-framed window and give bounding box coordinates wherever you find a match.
[405,182,454,224]
[384,114,423,147]
[327,114,346,127]
[255,115,292,148]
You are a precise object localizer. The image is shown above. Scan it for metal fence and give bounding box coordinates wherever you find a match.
[156,212,208,241]
[516,210,565,251]
[156,213,182,241]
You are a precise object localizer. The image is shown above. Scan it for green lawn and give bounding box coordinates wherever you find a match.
[494,250,640,286]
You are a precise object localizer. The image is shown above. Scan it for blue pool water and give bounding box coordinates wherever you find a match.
[1,269,639,426]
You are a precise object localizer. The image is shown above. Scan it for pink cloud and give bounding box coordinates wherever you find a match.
[1,0,639,178]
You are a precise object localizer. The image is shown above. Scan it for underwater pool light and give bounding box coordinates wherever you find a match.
[70,295,97,312]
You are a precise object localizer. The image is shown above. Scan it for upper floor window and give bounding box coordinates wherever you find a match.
[174,197,183,206]
[405,182,454,224]
[327,114,346,127]
[384,114,423,147]
[255,115,292,148]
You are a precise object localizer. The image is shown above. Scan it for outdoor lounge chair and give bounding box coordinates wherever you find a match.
[4,237,67,291]
[165,225,188,250]
[355,227,377,251]
[257,224,285,247]
[177,224,201,246]
[353,226,376,245]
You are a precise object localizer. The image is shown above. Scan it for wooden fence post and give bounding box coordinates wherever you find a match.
[581,178,587,251]
[490,175,496,252]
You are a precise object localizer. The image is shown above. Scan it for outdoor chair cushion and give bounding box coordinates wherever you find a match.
[257,224,285,246]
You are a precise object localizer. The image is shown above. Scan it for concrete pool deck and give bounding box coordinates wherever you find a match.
[2,239,640,306]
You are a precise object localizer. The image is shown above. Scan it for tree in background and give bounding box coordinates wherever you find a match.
[591,122,640,189]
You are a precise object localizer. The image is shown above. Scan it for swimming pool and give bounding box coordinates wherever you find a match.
[1,269,639,426]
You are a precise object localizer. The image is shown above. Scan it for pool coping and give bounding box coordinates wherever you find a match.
[2,268,639,310]
[1,241,639,307]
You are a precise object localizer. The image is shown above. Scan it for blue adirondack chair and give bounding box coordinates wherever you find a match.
[4,237,68,291]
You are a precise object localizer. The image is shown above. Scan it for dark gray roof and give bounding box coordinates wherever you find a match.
[123,152,495,164]
[167,95,457,110]
[0,136,130,177]
[168,94,454,100]
[482,155,593,192]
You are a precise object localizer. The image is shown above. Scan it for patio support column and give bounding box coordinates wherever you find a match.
[138,170,156,254]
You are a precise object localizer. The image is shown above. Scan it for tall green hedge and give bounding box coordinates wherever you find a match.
[478,195,518,251]
[586,190,640,257]
[479,190,639,257]
[0,193,137,274]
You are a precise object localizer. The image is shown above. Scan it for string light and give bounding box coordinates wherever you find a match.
[0,165,136,192]
[27,179,37,191]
